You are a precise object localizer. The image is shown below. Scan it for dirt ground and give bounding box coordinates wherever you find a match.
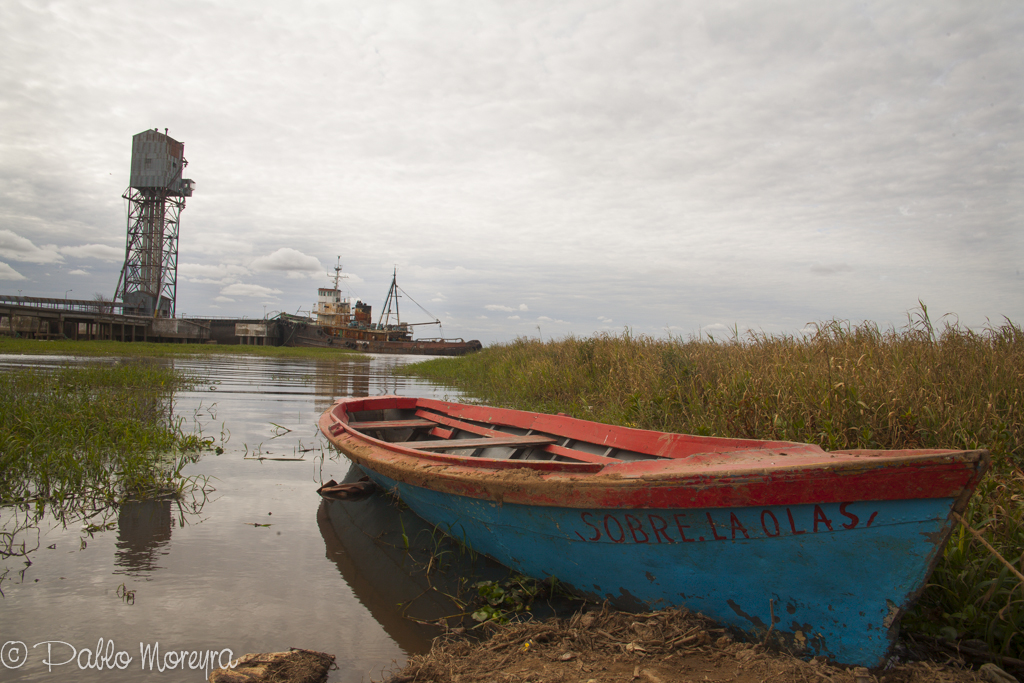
[384,607,1016,683]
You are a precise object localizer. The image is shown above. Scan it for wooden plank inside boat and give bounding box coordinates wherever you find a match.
[541,443,621,464]
[407,435,557,450]
[414,409,525,439]
[348,418,437,430]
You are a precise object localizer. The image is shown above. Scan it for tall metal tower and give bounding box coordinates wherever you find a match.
[114,128,195,317]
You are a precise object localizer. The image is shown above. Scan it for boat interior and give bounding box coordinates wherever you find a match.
[324,398,963,476]
[333,404,658,466]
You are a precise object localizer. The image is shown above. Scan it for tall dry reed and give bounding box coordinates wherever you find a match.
[404,312,1024,659]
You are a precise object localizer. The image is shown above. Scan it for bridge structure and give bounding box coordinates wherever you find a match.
[0,295,158,341]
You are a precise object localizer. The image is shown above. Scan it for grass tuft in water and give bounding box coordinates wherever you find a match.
[0,361,214,561]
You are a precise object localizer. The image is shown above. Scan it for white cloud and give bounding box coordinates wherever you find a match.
[214,296,236,303]
[486,303,529,312]
[249,248,323,279]
[59,244,123,262]
[181,276,241,286]
[220,283,282,298]
[342,272,365,285]
[179,263,250,279]
[68,269,89,276]
[0,230,63,264]
[507,315,521,320]
[0,261,26,281]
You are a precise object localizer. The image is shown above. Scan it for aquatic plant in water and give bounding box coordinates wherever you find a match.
[0,362,215,566]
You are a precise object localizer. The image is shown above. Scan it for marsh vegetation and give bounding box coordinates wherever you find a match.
[401,309,1024,663]
[0,361,213,568]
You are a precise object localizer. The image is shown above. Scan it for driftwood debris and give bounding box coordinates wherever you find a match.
[208,648,335,683]
[317,477,377,501]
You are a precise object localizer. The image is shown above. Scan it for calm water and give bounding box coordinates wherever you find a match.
[0,353,507,682]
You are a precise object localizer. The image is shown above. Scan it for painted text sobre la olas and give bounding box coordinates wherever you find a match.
[574,503,879,544]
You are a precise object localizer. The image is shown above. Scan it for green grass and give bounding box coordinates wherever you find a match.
[398,309,1024,660]
[1,362,214,560]
[0,337,367,359]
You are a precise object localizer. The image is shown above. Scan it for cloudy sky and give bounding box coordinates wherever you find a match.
[1,1,1021,344]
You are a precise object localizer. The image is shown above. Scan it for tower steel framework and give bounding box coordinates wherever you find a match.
[114,129,194,317]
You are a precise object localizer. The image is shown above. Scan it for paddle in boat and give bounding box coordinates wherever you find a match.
[318,395,989,667]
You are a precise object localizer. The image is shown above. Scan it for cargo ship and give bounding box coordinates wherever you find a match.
[277,261,482,356]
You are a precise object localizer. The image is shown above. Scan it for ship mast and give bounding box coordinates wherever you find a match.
[332,256,345,290]
[377,268,400,328]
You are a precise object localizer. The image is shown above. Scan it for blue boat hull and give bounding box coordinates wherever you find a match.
[362,467,953,667]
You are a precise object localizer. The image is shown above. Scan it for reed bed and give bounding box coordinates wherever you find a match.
[0,337,365,359]
[402,313,1024,661]
[0,362,211,561]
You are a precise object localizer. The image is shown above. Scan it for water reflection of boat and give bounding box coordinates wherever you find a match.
[319,395,990,668]
[316,465,507,654]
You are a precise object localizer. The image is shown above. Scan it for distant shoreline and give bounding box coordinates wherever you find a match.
[0,337,368,359]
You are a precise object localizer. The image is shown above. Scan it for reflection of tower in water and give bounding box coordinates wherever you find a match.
[115,500,172,576]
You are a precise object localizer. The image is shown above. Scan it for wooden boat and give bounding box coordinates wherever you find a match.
[318,395,989,667]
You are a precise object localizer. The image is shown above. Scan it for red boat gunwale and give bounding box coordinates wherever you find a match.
[319,396,990,510]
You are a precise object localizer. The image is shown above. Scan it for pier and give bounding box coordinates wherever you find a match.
[0,296,274,345]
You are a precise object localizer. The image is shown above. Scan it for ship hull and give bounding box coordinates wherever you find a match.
[276,317,482,355]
